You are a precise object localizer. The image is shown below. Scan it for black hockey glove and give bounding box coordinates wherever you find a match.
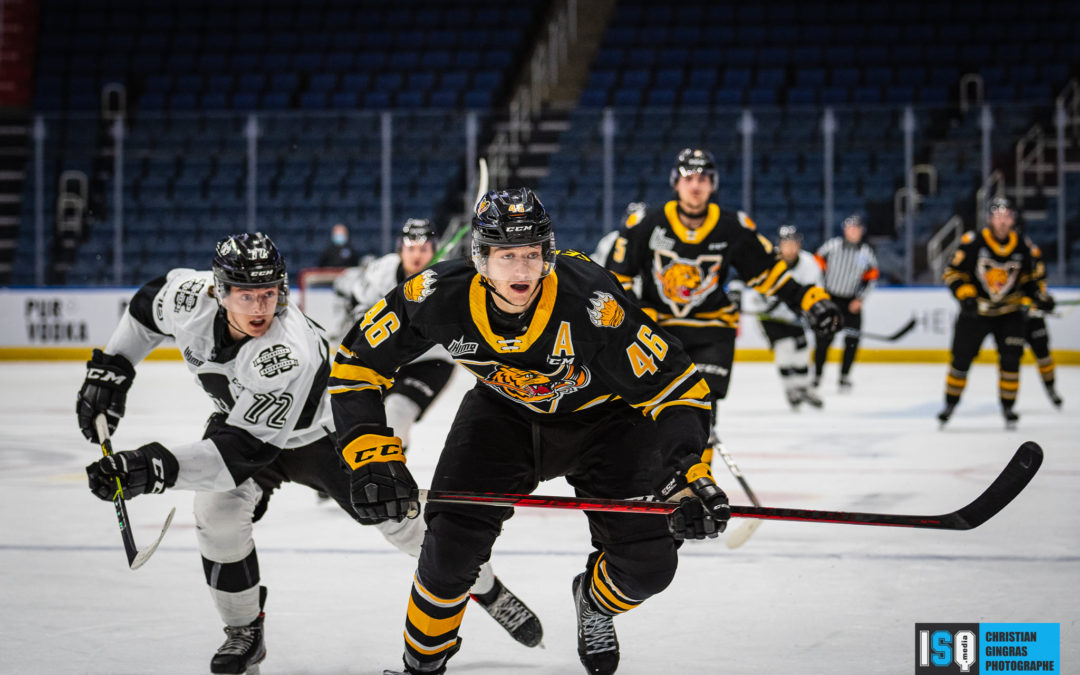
[76,349,136,443]
[1034,293,1055,313]
[655,456,731,541]
[86,442,178,501]
[341,433,419,525]
[806,297,842,338]
[959,297,979,319]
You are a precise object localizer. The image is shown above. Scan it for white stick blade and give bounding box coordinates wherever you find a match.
[129,507,176,571]
[725,519,763,550]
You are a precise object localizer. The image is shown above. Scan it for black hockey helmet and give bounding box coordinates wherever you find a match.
[212,232,288,312]
[669,148,718,191]
[842,214,864,230]
[470,188,556,279]
[400,218,436,247]
[777,224,802,243]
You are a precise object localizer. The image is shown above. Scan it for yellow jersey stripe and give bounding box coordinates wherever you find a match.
[329,361,394,388]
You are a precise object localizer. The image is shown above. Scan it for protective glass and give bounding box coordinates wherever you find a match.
[220,285,280,316]
[472,242,556,282]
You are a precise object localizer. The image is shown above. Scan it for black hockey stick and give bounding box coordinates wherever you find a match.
[94,415,175,570]
[758,314,917,342]
[420,442,1042,530]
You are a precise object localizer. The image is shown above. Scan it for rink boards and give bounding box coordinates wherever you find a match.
[1,285,1078,364]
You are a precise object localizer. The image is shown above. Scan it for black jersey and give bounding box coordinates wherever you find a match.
[604,200,818,330]
[329,252,712,466]
[943,229,1043,317]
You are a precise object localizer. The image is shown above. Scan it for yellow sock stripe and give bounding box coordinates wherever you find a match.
[948,368,968,379]
[1037,363,1055,375]
[1000,390,1018,400]
[405,595,467,638]
[998,380,1020,391]
[412,574,469,608]
[403,630,460,656]
[590,556,641,614]
[999,370,1019,381]
[945,375,967,388]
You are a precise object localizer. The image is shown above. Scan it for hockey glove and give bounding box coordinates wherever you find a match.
[341,433,419,524]
[76,349,136,443]
[959,297,979,319]
[1034,293,1055,313]
[86,442,178,501]
[655,456,731,541]
[805,298,842,338]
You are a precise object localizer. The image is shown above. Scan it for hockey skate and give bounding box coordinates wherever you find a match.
[471,576,543,647]
[798,386,823,408]
[1003,407,1019,430]
[572,573,619,675]
[937,402,956,428]
[211,586,267,674]
[1044,384,1063,409]
[838,377,853,392]
[785,390,802,410]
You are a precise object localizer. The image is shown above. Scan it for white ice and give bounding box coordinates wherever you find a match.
[1,360,1077,674]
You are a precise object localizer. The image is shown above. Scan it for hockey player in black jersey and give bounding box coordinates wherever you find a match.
[938,198,1055,428]
[604,148,841,462]
[330,188,730,675]
[78,233,540,674]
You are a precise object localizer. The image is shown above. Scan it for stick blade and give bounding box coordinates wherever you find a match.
[725,519,762,549]
[129,507,176,570]
[948,441,1043,530]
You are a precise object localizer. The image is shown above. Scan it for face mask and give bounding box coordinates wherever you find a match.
[332,232,347,246]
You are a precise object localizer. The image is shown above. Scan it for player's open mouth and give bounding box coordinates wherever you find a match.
[510,283,530,292]
[250,318,267,328]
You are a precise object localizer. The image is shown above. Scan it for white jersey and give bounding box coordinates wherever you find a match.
[741,250,823,324]
[104,269,333,492]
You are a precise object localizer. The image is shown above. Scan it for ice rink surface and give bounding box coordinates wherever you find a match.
[1,359,1077,674]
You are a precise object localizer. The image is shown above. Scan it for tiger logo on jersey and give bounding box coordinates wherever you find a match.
[403,269,437,303]
[976,258,1020,302]
[651,251,723,317]
[460,361,591,413]
[587,291,624,328]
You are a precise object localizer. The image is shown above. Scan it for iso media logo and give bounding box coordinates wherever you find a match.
[916,623,1060,674]
[916,624,979,673]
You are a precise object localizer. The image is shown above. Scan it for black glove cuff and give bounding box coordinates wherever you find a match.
[137,442,180,490]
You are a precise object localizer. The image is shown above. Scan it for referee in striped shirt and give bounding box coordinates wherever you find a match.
[812,215,880,391]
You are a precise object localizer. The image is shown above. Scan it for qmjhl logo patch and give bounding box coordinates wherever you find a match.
[253,344,299,378]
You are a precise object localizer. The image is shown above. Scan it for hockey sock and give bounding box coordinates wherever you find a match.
[1036,356,1055,387]
[945,368,968,400]
[841,335,859,376]
[385,394,422,451]
[403,573,468,674]
[203,549,261,626]
[469,562,496,597]
[999,369,1019,406]
[587,553,643,617]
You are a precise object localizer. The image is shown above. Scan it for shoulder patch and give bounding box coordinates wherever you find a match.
[403,269,437,303]
[737,212,757,230]
[173,277,207,313]
[961,231,976,244]
[587,291,624,328]
[252,343,300,378]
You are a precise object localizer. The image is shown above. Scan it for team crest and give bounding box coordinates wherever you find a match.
[403,269,437,303]
[651,250,723,317]
[976,257,1020,302]
[587,291,624,328]
[174,278,206,312]
[252,343,299,377]
[459,360,591,413]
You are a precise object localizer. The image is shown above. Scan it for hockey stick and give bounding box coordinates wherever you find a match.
[758,314,917,342]
[420,441,1042,531]
[714,441,764,549]
[433,158,488,264]
[94,415,176,570]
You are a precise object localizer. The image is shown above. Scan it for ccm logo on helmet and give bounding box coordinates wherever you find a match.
[505,225,532,232]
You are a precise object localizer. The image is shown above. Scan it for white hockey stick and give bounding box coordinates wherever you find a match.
[94,415,176,570]
[715,441,763,549]
[433,158,488,264]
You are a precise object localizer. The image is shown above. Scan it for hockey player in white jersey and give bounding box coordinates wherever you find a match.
[78,233,541,674]
[333,219,456,451]
[741,225,824,409]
